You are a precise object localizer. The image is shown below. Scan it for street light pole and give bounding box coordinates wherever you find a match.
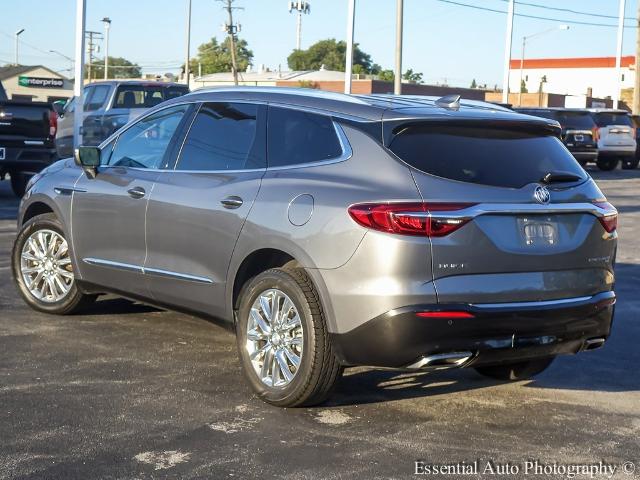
[14,29,25,66]
[501,0,515,104]
[102,17,111,80]
[185,0,192,87]
[344,0,356,94]
[394,0,404,95]
[73,0,87,151]
[518,25,569,107]
[614,0,626,109]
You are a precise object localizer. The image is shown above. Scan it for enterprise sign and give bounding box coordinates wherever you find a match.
[18,76,64,89]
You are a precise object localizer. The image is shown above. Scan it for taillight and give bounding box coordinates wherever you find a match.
[348,202,476,237]
[592,126,600,142]
[593,201,617,233]
[48,110,57,138]
[416,311,475,318]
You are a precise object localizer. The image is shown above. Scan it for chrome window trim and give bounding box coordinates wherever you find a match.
[83,257,214,284]
[266,121,353,171]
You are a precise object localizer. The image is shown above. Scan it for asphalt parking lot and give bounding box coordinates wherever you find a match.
[1,168,639,480]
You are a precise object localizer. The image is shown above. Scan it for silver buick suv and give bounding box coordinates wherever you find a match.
[12,88,618,407]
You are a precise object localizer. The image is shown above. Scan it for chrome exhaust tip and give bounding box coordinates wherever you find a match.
[405,351,474,370]
[582,337,606,351]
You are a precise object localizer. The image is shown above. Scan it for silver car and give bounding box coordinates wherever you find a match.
[12,88,618,407]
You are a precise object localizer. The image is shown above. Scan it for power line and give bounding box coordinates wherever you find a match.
[495,0,635,21]
[435,0,637,28]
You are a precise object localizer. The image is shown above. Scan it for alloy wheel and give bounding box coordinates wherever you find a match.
[245,288,304,388]
[20,229,74,303]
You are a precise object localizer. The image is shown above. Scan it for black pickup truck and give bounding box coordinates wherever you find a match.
[0,82,58,197]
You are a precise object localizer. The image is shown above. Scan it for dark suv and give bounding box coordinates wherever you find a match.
[515,108,599,168]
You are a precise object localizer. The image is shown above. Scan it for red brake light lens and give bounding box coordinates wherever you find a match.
[348,202,475,237]
[48,110,58,137]
[593,201,617,233]
[416,311,475,319]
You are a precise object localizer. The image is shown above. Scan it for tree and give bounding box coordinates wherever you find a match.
[187,37,253,76]
[470,78,477,89]
[89,56,141,79]
[403,69,423,84]
[377,70,395,82]
[287,39,372,72]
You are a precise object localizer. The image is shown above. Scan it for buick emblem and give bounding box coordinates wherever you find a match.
[533,185,551,205]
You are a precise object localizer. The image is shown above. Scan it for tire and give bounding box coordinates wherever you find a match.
[596,158,619,171]
[474,357,554,381]
[12,212,96,314]
[236,267,342,407]
[10,173,28,198]
[621,157,639,170]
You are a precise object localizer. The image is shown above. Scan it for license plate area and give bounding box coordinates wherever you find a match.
[574,134,584,142]
[518,217,557,246]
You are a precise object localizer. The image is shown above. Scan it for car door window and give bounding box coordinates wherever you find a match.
[176,102,265,171]
[267,107,343,168]
[85,85,110,112]
[108,105,189,169]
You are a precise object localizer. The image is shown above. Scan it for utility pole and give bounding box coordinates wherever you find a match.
[185,0,192,86]
[394,0,404,95]
[344,0,356,94]
[614,0,626,109]
[501,0,514,104]
[102,17,111,79]
[219,0,242,86]
[14,29,25,66]
[85,30,103,83]
[634,0,640,114]
[289,1,311,51]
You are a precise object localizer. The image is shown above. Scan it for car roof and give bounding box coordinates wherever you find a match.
[183,86,554,125]
[586,108,629,114]
[86,80,188,87]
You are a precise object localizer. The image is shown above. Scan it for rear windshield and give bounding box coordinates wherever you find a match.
[592,112,633,127]
[113,85,189,109]
[389,125,586,189]
[556,112,596,129]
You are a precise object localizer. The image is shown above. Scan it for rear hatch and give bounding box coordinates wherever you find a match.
[557,111,597,149]
[0,101,53,146]
[592,111,635,147]
[385,115,616,304]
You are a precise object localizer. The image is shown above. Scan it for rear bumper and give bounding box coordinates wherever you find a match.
[0,146,57,175]
[330,291,616,368]
[570,150,598,161]
[598,147,635,157]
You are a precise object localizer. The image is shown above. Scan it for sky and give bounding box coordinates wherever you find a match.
[1,0,638,89]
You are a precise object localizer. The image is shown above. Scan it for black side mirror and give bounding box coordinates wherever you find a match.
[75,146,100,179]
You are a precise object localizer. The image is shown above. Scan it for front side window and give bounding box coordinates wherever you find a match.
[267,107,343,168]
[108,105,188,169]
[85,85,111,112]
[176,102,264,171]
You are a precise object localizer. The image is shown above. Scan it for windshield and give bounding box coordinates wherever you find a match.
[113,85,189,109]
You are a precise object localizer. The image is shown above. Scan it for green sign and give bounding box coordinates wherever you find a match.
[18,76,64,89]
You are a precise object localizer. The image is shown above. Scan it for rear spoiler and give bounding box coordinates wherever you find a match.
[382,118,562,147]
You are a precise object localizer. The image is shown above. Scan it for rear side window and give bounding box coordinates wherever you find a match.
[176,102,264,171]
[593,112,632,127]
[113,85,188,109]
[267,107,343,167]
[389,125,586,189]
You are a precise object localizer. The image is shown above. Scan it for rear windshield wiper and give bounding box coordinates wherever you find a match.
[541,171,583,184]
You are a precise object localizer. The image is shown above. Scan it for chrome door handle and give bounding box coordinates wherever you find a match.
[221,196,243,209]
[127,186,146,199]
